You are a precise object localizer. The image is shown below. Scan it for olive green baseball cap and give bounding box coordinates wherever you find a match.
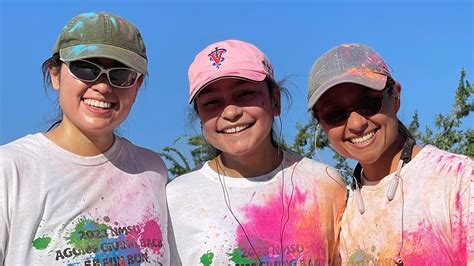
[53,12,147,74]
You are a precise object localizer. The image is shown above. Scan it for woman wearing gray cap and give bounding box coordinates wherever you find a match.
[307,43,472,265]
[0,12,177,265]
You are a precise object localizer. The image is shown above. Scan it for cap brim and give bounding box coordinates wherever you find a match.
[188,70,266,103]
[307,72,387,110]
[60,44,147,74]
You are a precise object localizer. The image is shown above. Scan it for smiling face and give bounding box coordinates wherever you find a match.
[314,83,400,165]
[50,58,141,138]
[195,78,279,157]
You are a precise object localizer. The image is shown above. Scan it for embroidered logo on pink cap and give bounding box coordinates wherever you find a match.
[208,47,227,69]
[188,39,274,103]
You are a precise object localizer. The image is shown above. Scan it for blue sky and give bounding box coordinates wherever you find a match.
[0,0,472,168]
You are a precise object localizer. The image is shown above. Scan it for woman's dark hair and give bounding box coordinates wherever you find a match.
[189,77,292,158]
[41,53,63,131]
[42,53,62,89]
[386,76,416,141]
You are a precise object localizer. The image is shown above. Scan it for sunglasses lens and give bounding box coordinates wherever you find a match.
[356,95,383,116]
[68,61,101,81]
[319,94,384,126]
[109,69,139,88]
[321,108,349,126]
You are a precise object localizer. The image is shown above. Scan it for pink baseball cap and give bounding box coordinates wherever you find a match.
[188,39,274,103]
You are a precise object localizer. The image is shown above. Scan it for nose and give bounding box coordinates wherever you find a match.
[90,74,113,93]
[221,104,243,122]
[346,111,368,134]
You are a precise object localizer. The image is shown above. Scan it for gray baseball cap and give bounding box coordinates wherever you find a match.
[307,43,391,110]
[53,12,147,74]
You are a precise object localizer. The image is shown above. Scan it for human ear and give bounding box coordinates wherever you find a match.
[136,75,144,89]
[391,82,402,112]
[49,66,61,90]
[271,90,281,116]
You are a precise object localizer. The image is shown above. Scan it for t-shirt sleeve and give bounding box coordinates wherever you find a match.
[166,205,182,266]
[325,167,347,265]
[0,156,13,265]
[461,157,474,264]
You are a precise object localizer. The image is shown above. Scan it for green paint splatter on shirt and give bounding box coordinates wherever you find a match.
[227,248,256,264]
[65,217,108,251]
[32,236,52,250]
[200,250,215,265]
[347,246,376,264]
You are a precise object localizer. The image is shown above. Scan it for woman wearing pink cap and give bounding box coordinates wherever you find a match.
[307,43,472,265]
[167,39,347,265]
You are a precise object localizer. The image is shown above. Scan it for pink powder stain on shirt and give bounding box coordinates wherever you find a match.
[236,187,325,263]
[140,219,164,255]
[123,210,164,256]
[400,216,466,265]
[456,162,464,175]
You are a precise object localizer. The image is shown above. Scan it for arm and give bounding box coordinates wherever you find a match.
[0,158,12,265]
[464,158,474,264]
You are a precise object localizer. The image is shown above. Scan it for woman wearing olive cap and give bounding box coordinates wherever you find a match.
[0,12,178,265]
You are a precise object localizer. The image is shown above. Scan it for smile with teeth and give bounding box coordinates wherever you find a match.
[221,124,252,134]
[350,131,376,144]
[83,99,113,109]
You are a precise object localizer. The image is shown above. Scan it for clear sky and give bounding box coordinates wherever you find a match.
[0,0,472,168]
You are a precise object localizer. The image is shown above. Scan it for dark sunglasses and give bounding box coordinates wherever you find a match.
[316,92,386,126]
[62,59,142,89]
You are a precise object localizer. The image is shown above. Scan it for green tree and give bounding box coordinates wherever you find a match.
[408,68,473,156]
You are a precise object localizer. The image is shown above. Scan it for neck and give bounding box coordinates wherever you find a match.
[361,134,418,182]
[45,119,115,156]
[211,143,282,178]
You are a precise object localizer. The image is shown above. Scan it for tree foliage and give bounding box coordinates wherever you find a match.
[161,69,472,179]
[408,68,473,156]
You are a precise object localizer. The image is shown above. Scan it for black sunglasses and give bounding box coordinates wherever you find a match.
[316,92,386,126]
[62,59,142,89]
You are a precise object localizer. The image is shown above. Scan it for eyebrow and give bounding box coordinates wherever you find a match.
[198,79,251,97]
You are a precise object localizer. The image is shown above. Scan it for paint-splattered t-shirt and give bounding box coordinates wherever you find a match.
[340,145,473,265]
[167,150,347,265]
[0,133,176,265]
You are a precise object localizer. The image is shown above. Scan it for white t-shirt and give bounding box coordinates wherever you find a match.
[0,133,175,265]
[340,145,473,265]
[167,150,347,265]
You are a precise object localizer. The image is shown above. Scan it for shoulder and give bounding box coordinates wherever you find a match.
[0,134,45,164]
[118,137,168,175]
[284,150,347,188]
[413,145,472,175]
[167,166,205,191]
